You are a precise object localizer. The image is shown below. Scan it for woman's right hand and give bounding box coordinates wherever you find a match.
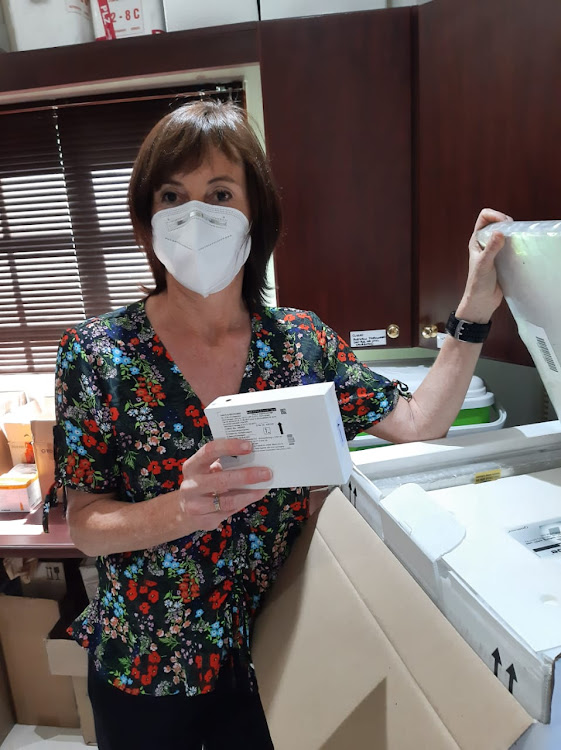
[179,439,272,531]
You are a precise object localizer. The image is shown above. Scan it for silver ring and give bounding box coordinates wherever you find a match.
[212,492,221,512]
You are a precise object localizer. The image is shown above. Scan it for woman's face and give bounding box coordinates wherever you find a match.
[152,147,250,221]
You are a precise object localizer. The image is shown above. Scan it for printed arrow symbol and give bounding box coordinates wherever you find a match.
[492,647,502,677]
[506,664,517,693]
[278,422,284,435]
[353,488,357,507]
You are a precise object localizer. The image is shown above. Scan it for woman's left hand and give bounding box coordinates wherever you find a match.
[455,208,513,324]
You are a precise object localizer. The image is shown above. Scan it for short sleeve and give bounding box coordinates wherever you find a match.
[309,313,400,441]
[54,327,119,493]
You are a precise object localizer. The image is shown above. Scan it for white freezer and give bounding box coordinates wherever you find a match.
[346,221,561,747]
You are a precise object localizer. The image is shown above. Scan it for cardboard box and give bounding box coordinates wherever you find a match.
[92,0,165,40]
[21,561,67,601]
[163,0,258,31]
[2,0,94,52]
[0,595,79,728]
[41,491,533,749]
[79,558,99,601]
[46,622,95,745]
[260,0,386,21]
[205,382,352,488]
[252,490,533,748]
[0,464,41,513]
[30,416,56,503]
[0,391,27,474]
[0,647,14,745]
[2,402,42,466]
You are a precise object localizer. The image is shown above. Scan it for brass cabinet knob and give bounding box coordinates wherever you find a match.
[421,324,438,339]
[386,323,400,339]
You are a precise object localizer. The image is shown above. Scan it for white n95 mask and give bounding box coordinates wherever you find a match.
[151,200,252,297]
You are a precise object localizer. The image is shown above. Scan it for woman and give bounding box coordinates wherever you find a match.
[54,100,509,749]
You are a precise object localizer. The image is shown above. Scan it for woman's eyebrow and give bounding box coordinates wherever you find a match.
[207,175,238,185]
[157,179,183,189]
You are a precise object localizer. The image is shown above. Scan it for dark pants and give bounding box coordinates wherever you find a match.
[88,658,275,750]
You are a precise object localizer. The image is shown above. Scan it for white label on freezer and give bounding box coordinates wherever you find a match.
[525,322,561,378]
[103,1,145,36]
[509,518,561,558]
[350,329,387,348]
[217,407,296,453]
[67,0,92,17]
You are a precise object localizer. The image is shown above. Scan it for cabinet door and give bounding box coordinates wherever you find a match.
[259,10,413,347]
[417,0,561,364]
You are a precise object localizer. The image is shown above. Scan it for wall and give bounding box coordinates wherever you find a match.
[0,3,553,430]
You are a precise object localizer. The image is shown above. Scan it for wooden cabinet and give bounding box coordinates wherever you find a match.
[2,4,559,362]
[259,10,414,347]
[416,0,561,364]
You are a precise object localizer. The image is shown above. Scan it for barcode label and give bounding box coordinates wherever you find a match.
[525,322,561,382]
[536,336,559,373]
[287,434,295,446]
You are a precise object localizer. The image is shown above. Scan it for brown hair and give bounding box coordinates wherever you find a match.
[129,100,282,311]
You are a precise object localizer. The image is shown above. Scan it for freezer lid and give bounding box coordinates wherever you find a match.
[477,220,561,420]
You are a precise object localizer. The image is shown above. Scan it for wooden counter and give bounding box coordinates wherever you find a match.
[0,505,82,558]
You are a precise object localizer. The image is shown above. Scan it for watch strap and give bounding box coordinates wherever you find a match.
[445,312,491,343]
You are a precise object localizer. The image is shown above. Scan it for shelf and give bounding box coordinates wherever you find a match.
[0,22,259,103]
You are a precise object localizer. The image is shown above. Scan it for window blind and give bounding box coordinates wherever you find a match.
[0,108,81,372]
[56,99,172,319]
[0,85,244,373]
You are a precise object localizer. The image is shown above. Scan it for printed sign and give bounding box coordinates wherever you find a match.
[97,0,145,37]
[509,518,561,558]
[474,469,502,484]
[350,329,387,348]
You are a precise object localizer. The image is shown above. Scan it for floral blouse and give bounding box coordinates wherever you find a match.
[54,300,398,697]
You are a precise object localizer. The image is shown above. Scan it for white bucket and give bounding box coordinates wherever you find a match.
[92,0,165,40]
[373,365,495,410]
[348,364,506,450]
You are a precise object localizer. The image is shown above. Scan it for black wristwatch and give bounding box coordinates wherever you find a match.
[445,312,492,343]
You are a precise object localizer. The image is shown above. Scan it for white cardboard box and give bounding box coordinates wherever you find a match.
[260,0,386,21]
[0,463,41,513]
[205,382,352,488]
[163,0,258,32]
[347,421,561,731]
[91,0,165,40]
[2,0,94,52]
